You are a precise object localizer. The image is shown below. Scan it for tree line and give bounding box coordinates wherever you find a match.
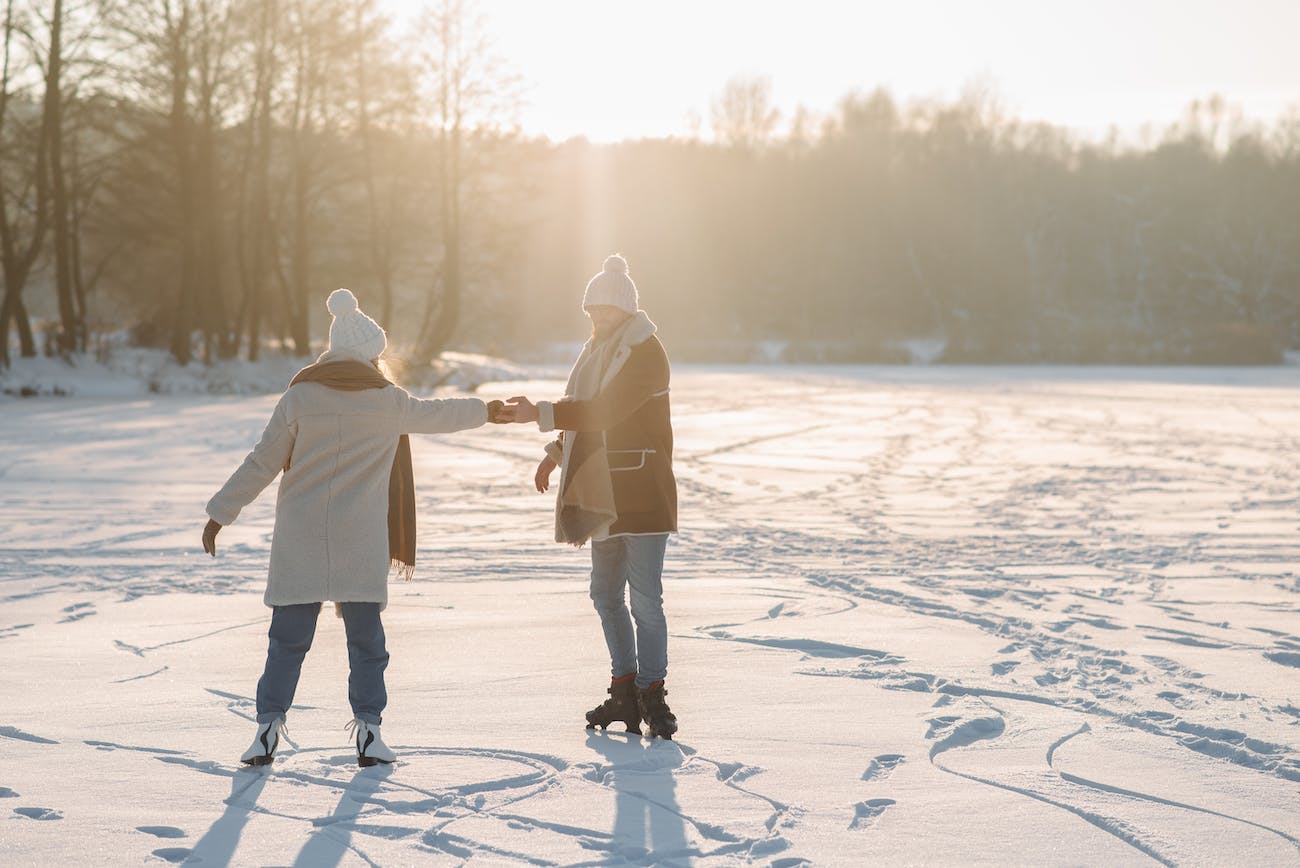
[2,0,1297,369]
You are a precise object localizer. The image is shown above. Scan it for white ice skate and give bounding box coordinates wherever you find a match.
[240,716,286,766]
[346,718,396,767]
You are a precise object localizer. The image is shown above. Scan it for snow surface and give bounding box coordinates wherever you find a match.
[2,365,1299,866]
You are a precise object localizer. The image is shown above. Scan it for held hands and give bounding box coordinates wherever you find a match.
[483,396,537,425]
[486,398,536,424]
[202,518,222,556]
[507,396,539,424]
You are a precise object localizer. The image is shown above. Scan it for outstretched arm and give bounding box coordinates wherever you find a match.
[400,392,489,434]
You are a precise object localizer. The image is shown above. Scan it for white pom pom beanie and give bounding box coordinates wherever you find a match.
[581,254,639,314]
[326,288,388,361]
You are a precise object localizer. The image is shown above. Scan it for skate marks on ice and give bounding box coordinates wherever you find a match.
[574,732,799,863]
[111,617,267,659]
[146,735,798,865]
[668,373,1300,855]
[676,384,1300,745]
[922,697,1300,865]
[111,665,169,684]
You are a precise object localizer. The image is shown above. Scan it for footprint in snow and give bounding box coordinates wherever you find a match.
[137,826,186,839]
[849,798,896,830]
[1264,650,1300,668]
[59,602,97,624]
[151,848,192,863]
[14,806,62,820]
[0,725,57,745]
[0,787,18,798]
[861,754,904,782]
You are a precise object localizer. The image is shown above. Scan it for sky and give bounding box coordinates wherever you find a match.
[387,0,1299,143]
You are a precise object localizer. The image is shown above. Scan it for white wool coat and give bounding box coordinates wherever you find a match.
[207,376,487,607]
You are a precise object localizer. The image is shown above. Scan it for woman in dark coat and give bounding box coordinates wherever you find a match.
[511,255,679,739]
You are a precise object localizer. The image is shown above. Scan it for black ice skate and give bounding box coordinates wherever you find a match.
[586,674,642,734]
[637,680,677,740]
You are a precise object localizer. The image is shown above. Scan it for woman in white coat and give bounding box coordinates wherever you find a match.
[203,288,514,767]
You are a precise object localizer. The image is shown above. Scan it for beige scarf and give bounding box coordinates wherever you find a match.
[288,359,417,580]
[554,313,655,545]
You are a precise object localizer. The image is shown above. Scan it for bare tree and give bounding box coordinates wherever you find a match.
[268,0,357,356]
[107,0,241,364]
[347,0,417,329]
[0,0,47,366]
[710,75,780,151]
[32,0,111,356]
[230,0,279,360]
[411,0,520,364]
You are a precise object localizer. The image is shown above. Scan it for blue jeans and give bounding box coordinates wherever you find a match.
[255,602,389,725]
[590,534,669,689]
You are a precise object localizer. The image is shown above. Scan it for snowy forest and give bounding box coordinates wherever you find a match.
[3,0,1299,370]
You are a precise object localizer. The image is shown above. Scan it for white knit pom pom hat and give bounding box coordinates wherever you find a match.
[581,254,639,314]
[326,288,388,361]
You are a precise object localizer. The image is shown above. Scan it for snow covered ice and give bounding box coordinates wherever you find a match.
[2,365,1299,865]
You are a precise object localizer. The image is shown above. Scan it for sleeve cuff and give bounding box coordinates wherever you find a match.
[544,440,564,465]
[537,401,555,433]
[206,501,236,527]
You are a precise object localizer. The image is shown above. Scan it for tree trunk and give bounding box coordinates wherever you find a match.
[418,82,462,361]
[46,0,80,357]
[288,159,310,354]
[167,8,195,365]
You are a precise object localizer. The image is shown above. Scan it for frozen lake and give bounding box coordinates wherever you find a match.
[2,365,1299,865]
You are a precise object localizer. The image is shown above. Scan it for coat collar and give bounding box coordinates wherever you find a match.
[597,312,657,391]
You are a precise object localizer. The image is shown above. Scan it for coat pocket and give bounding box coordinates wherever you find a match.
[608,448,655,472]
[609,448,659,514]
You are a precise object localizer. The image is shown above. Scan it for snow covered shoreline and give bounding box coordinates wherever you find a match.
[5,344,1300,401]
[2,367,1299,864]
[0,347,545,399]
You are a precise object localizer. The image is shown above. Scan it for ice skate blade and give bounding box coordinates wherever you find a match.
[586,722,643,735]
[242,755,274,767]
[357,756,392,768]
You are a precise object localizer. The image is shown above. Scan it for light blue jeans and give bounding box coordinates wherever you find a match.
[589,534,670,689]
[255,602,388,725]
